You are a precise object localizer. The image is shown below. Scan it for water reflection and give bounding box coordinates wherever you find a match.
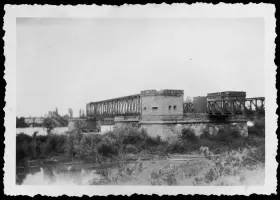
[18,167,104,185]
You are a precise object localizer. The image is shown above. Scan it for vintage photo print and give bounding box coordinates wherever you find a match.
[4,4,277,196]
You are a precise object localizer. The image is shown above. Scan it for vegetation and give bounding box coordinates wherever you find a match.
[16,118,264,163]
[16,132,67,162]
[16,117,29,128]
[248,117,265,137]
[42,118,56,134]
[16,117,265,185]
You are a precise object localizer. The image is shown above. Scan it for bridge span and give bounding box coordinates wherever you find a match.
[86,90,265,119]
[68,89,265,139]
[86,94,141,119]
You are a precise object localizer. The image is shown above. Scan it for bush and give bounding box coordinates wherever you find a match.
[16,132,68,162]
[231,128,241,138]
[125,144,138,154]
[212,128,231,143]
[16,117,29,128]
[248,118,265,137]
[193,149,248,185]
[200,129,211,140]
[149,164,182,185]
[43,118,56,134]
[181,128,197,141]
[166,138,187,153]
[97,136,118,157]
[145,135,162,148]
[16,133,33,161]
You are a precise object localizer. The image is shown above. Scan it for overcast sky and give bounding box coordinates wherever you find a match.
[16,18,265,117]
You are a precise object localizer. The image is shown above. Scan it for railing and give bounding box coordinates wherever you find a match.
[183,102,196,113]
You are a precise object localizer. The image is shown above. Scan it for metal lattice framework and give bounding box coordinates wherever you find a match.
[86,94,141,118]
[207,97,265,115]
[183,102,196,113]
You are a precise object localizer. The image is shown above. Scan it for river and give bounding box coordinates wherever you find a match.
[17,165,117,185]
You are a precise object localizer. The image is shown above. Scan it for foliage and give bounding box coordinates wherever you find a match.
[181,128,197,141]
[200,129,211,140]
[248,118,265,137]
[149,164,183,185]
[125,144,138,154]
[193,146,265,185]
[16,132,67,162]
[16,117,29,128]
[43,118,55,134]
[97,135,119,157]
[16,133,33,161]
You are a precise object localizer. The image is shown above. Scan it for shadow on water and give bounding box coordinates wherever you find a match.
[16,160,134,185]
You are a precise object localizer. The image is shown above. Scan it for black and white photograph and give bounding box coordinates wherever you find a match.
[4,4,277,196]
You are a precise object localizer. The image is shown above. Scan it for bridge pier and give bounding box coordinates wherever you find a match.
[139,114,248,140]
[111,114,248,140]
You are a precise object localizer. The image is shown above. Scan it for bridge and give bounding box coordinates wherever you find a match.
[48,111,68,127]
[86,94,141,119]
[206,97,265,116]
[86,91,265,119]
[66,89,266,138]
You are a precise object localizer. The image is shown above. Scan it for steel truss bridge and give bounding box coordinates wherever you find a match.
[86,94,141,119]
[183,97,265,116]
[87,94,265,119]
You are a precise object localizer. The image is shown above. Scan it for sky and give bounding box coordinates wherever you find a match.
[16,18,265,117]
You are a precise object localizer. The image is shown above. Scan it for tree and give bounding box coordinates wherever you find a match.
[16,117,28,128]
[68,108,73,118]
[43,118,55,134]
[30,131,38,158]
[55,108,58,115]
[82,110,85,118]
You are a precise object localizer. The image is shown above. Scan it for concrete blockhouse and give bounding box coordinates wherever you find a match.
[141,89,184,121]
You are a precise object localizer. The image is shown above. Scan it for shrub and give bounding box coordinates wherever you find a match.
[166,138,187,153]
[16,117,29,128]
[64,133,77,160]
[212,128,242,145]
[43,118,55,134]
[248,126,265,137]
[248,118,265,137]
[145,135,162,148]
[125,144,138,154]
[231,128,241,138]
[200,129,211,140]
[193,149,248,185]
[149,164,182,185]
[181,128,197,141]
[97,136,118,157]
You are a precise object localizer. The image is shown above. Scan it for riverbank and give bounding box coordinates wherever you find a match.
[16,119,265,185]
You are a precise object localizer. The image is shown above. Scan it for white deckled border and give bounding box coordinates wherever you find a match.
[4,3,277,196]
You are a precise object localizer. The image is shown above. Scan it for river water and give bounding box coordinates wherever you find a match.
[17,161,123,185]
[19,168,101,185]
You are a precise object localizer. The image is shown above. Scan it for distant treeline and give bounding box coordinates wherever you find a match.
[16,117,29,128]
[16,117,57,129]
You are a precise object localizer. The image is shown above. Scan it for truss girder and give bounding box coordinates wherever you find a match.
[86,94,141,118]
[183,102,196,113]
[205,97,265,115]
